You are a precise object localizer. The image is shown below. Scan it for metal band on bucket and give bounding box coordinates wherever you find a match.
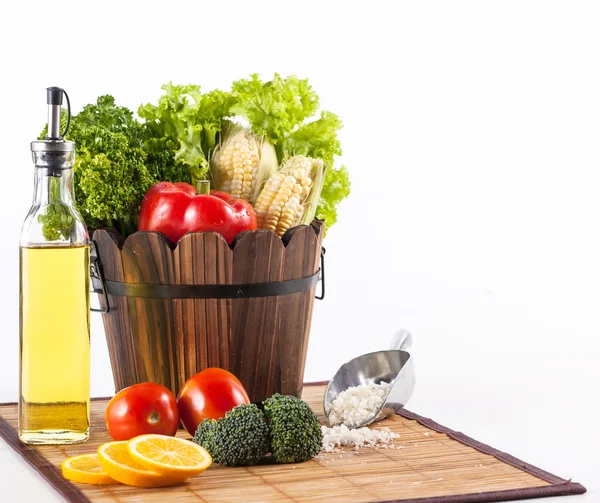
[91,245,325,312]
[102,272,320,299]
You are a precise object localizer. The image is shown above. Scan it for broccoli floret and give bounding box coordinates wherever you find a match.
[263,394,323,463]
[193,418,217,454]
[193,404,269,467]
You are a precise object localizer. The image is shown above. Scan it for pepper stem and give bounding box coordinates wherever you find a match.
[195,180,211,195]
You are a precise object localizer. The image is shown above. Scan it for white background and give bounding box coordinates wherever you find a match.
[0,0,598,501]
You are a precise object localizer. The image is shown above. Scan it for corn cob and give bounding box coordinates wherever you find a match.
[211,126,278,203]
[254,155,325,237]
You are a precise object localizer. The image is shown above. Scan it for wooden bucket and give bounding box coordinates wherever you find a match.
[91,220,324,402]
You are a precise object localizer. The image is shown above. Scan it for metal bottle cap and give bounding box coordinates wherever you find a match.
[30,87,75,154]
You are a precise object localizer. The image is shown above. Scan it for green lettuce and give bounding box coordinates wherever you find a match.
[138,84,235,184]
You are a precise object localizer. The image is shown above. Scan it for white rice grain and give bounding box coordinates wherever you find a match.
[327,381,392,427]
[321,424,400,453]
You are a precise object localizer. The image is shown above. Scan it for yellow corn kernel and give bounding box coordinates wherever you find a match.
[212,130,260,201]
[254,155,320,237]
[255,172,285,228]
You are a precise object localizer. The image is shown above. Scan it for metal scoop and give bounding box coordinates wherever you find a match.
[323,329,415,428]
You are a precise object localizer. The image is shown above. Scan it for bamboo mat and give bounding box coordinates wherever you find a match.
[0,384,585,503]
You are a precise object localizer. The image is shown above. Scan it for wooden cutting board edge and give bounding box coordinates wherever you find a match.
[0,383,586,503]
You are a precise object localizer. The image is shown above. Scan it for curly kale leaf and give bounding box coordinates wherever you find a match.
[71,95,146,149]
[39,96,155,237]
[74,127,153,235]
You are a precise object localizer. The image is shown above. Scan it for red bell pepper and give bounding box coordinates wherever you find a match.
[138,182,257,244]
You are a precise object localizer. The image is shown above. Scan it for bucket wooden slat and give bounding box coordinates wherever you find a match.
[202,233,233,370]
[279,224,322,396]
[304,221,325,384]
[121,233,176,390]
[231,231,285,401]
[155,234,179,394]
[191,234,209,375]
[93,230,132,392]
[171,237,185,393]
[216,236,233,370]
[175,234,198,388]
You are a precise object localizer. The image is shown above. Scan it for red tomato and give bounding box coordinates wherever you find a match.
[105,383,179,441]
[177,368,250,435]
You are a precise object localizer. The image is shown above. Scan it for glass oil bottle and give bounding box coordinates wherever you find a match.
[19,87,90,444]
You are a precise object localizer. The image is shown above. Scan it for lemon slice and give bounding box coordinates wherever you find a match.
[98,441,188,488]
[127,434,212,477]
[62,454,116,485]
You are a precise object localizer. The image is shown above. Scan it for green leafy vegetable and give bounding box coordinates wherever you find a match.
[71,95,146,149]
[316,165,351,228]
[138,83,235,184]
[38,75,350,238]
[230,74,350,230]
[230,74,319,145]
[75,127,153,236]
[39,96,154,237]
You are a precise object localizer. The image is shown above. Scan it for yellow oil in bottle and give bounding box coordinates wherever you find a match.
[19,245,90,444]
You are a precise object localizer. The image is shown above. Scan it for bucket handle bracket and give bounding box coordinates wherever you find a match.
[315,247,326,300]
[90,242,109,313]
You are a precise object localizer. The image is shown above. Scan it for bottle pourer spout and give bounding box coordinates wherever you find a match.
[45,87,71,140]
